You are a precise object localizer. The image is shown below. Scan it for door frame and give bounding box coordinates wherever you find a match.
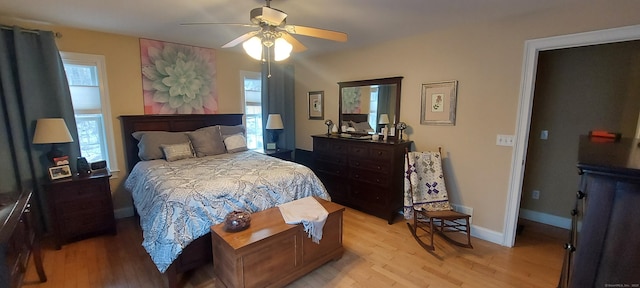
[503,24,640,246]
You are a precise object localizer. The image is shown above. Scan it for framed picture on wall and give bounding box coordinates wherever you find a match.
[420,80,458,125]
[308,91,324,120]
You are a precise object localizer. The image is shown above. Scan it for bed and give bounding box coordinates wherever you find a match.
[341,113,374,133]
[120,114,330,287]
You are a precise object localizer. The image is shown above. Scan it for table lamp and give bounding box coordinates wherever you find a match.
[265,114,284,150]
[32,118,74,164]
[378,114,390,134]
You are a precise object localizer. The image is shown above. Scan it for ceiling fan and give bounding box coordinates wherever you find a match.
[181,0,347,60]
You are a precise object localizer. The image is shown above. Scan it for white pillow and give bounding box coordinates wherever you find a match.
[161,142,195,162]
[223,134,248,153]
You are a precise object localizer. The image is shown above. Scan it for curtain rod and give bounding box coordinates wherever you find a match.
[0,25,62,38]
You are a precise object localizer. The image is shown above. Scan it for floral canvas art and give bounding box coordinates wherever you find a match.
[140,38,218,114]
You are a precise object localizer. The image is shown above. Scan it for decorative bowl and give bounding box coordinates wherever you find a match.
[223,210,251,232]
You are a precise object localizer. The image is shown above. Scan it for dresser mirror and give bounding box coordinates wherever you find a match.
[338,76,403,138]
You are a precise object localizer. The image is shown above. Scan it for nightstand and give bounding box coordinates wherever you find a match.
[254,148,293,161]
[44,170,116,249]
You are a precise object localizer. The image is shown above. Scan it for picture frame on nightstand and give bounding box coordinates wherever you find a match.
[49,165,72,180]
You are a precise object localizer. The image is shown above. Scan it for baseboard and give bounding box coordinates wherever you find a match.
[470,225,503,245]
[519,208,571,229]
[114,206,135,219]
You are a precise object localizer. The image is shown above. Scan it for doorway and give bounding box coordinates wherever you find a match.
[503,24,640,247]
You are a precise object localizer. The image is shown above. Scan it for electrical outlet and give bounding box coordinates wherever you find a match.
[532,190,540,200]
[496,134,515,146]
[540,130,549,140]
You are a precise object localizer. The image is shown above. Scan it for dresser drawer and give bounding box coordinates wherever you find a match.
[315,159,347,176]
[349,183,386,207]
[348,158,388,174]
[314,138,348,155]
[348,144,369,158]
[369,146,392,161]
[314,172,348,203]
[350,168,388,186]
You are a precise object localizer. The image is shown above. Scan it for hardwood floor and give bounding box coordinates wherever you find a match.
[22,209,567,288]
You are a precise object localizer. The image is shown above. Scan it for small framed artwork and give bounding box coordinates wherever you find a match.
[49,165,72,180]
[420,80,458,125]
[308,91,324,120]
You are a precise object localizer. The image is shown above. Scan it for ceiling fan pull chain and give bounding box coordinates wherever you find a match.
[267,47,272,78]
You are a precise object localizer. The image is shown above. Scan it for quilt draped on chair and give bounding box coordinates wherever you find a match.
[403,151,453,218]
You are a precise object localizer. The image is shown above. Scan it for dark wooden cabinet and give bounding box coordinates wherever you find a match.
[0,189,46,288]
[255,148,293,161]
[563,136,640,287]
[312,134,412,224]
[44,171,116,248]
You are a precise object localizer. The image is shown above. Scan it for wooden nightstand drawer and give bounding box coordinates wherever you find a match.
[57,197,113,218]
[52,181,109,203]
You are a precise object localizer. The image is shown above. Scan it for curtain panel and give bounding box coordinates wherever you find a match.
[0,26,80,231]
[261,62,295,151]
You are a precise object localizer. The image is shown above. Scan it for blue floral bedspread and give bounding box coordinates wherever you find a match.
[124,151,330,272]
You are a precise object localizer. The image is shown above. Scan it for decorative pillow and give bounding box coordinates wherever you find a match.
[133,131,190,161]
[223,133,248,153]
[187,126,226,157]
[219,125,246,137]
[161,142,195,162]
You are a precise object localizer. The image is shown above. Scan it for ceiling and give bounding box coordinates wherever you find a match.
[1,0,579,57]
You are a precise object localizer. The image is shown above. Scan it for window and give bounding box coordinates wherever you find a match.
[61,52,118,174]
[241,71,263,150]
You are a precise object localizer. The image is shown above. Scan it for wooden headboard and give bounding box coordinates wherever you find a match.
[342,113,369,123]
[120,114,243,172]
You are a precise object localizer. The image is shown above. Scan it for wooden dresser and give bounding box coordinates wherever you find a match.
[562,136,640,287]
[312,134,412,224]
[0,189,46,288]
[44,171,116,248]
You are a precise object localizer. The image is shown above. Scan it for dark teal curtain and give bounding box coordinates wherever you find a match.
[0,26,80,231]
[261,61,295,151]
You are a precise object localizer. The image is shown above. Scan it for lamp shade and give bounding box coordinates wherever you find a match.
[378,114,390,125]
[33,118,73,144]
[266,114,284,130]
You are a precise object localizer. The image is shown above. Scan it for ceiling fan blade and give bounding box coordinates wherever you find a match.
[284,25,347,42]
[280,32,307,52]
[222,30,260,48]
[180,22,257,28]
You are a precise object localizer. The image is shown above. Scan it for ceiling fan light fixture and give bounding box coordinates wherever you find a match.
[274,37,292,61]
[243,36,263,60]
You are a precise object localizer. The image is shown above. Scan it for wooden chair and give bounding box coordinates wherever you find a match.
[404,148,473,251]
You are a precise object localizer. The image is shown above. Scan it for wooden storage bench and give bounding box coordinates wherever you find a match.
[211,197,344,288]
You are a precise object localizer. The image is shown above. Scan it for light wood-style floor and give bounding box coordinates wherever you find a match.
[23,208,567,288]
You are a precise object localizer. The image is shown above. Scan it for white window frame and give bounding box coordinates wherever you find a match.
[240,70,263,149]
[60,51,119,177]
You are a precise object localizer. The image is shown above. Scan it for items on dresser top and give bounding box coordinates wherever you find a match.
[312,134,412,224]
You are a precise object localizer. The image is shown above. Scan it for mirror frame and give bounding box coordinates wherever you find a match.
[338,76,403,138]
